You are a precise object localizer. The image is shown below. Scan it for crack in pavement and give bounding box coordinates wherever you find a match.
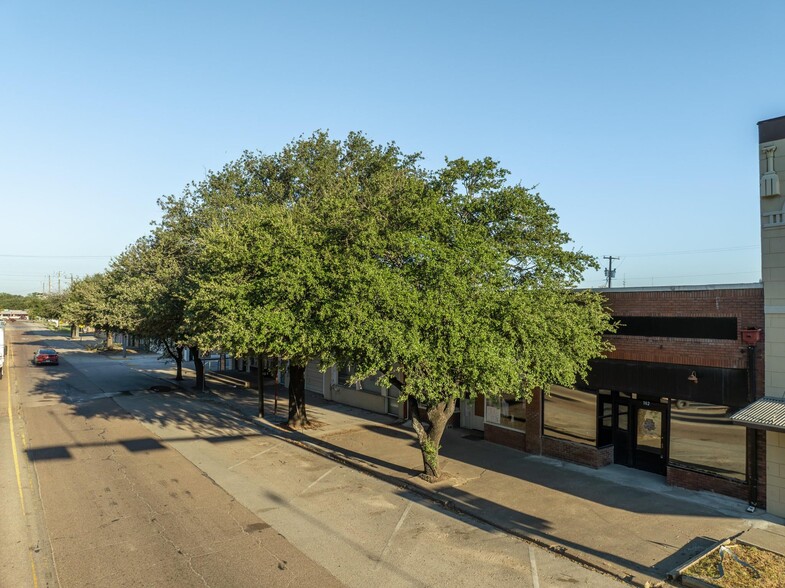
[226,499,293,579]
[98,425,212,588]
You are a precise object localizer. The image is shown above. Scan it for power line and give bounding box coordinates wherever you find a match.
[0,254,113,259]
[622,270,760,281]
[615,245,758,258]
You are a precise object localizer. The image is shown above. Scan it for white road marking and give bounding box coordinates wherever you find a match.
[228,445,276,470]
[301,465,338,494]
[529,545,540,588]
[375,501,413,569]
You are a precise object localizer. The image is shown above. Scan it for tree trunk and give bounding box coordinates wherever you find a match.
[257,353,265,417]
[190,346,205,391]
[70,323,78,339]
[287,364,308,427]
[174,345,183,381]
[163,341,184,380]
[105,328,114,350]
[408,397,456,482]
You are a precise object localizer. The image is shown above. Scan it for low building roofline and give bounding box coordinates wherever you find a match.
[584,282,762,294]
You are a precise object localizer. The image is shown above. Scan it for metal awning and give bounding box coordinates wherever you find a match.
[730,397,785,432]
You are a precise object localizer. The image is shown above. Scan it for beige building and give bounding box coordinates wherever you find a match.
[734,116,785,517]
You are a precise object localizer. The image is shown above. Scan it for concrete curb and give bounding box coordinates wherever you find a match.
[182,383,652,587]
[40,340,656,586]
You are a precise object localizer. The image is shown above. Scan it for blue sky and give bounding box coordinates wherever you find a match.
[0,1,781,295]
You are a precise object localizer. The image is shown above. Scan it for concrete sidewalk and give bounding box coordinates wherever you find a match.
[147,366,783,587]
[61,339,785,587]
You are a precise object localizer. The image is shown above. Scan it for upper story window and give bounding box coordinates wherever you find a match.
[612,316,737,340]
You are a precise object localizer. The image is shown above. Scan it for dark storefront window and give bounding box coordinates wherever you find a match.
[669,402,746,481]
[597,391,613,446]
[613,316,737,339]
[543,386,597,445]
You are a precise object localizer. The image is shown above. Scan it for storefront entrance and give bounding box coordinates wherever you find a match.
[600,392,669,475]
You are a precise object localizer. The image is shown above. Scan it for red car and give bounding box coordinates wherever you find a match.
[34,348,59,366]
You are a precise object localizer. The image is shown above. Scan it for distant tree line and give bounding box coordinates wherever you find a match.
[0,292,40,310]
[28,131,614,480]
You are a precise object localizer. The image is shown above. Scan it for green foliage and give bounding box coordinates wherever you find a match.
[61,129,613,473]
[69,130,612,446]
[175,131,613,411]
[106,234,192,347]
[188,133,350,365]
[323,151,614,408]
[26,293,65,320]
[61,274,115,328]
[421,435,440,473]
[0,292,38,310]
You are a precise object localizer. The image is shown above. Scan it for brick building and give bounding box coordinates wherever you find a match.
[478,283,767,506]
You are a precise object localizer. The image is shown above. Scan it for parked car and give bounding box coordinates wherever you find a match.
[33,348,59,366]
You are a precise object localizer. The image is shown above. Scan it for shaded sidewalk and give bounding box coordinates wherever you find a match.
[149,363,785,586]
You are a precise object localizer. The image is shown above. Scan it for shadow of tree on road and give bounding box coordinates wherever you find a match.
[9,323,732,584]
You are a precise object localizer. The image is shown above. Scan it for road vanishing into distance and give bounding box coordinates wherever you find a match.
[1,322,623,587]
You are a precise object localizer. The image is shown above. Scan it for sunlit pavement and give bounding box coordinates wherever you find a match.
[34,328,785,585]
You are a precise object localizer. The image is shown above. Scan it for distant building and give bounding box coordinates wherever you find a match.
[1,309,29,321]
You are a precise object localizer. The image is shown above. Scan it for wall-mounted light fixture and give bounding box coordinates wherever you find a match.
[687,371,698,384]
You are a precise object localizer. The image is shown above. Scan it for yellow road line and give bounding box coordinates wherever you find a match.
[7,344,25,512]
[6,341,39,587]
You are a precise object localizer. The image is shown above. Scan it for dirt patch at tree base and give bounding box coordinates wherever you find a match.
[680,541,785,587]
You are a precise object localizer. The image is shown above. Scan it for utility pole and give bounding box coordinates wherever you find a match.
[603,256,619,288]
[48,275,51,294]
[57,271,61,294]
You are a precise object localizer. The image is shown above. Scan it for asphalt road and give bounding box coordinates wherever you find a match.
[1,322,341,588]
[1,323,623,587]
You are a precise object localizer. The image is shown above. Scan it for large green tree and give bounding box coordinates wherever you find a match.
[61,273,119,345]
[102,236,189,379]
[142,187,223,389]
[184,131,425,425]
[324,156,614,480]
[122,130,611,480]
[187,133,364,425]
[27,292,66,323]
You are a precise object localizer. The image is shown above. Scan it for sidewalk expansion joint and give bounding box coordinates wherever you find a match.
[173,385,651,587]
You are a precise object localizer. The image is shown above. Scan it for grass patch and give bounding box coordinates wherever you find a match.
[101,347,140,355]
[683,542,785,587]
[41,322,70,334]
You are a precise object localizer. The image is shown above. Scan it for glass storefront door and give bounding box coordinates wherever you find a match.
[634,402,667,474]
[610,393,668,475]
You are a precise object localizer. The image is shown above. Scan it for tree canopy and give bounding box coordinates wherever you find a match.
[316,152,614,478]
[50,130,614,479]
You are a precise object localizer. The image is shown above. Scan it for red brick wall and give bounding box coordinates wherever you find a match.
[601,286,766,505]
[483,286,766,504]
[485,424,525,451]
[542,437,613,469]
[667,465,749,501]
[602,287,764,377]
